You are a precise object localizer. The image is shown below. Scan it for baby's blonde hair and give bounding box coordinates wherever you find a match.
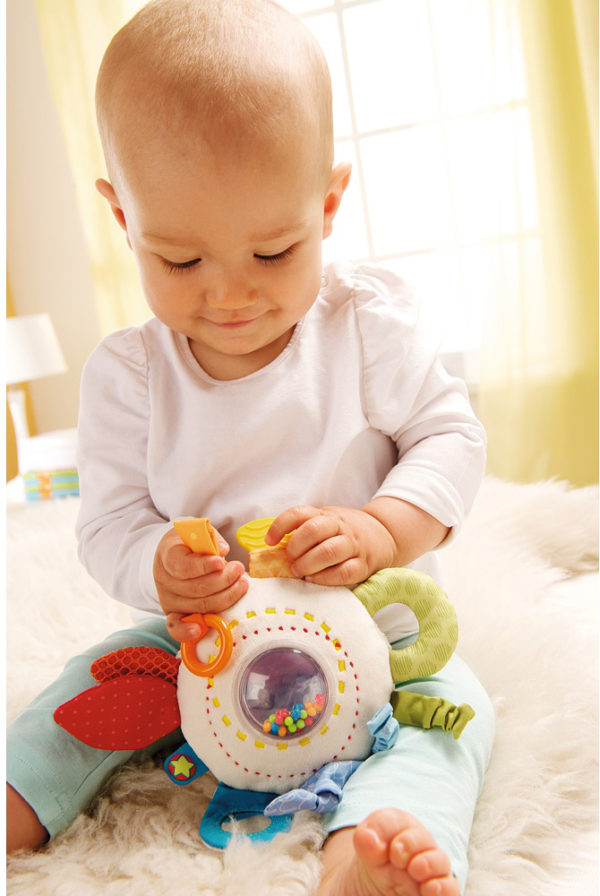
[96,0,333,189]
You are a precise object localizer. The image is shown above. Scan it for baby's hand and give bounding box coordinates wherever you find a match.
[154,527,248,642]
[265,506,396,587]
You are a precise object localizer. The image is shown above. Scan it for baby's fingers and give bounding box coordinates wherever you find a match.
[286,515,344,564]
[182,571,249,616]
[304,557,367,588]
[169,561,246,599]
[212,527,231,558]
[166,612,201,642]
[265,505,320,547]
[162,545,225,580]
[289,534,350,578]
[164,573,249,641]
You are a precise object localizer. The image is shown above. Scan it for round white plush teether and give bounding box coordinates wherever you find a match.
[177,577,393,793]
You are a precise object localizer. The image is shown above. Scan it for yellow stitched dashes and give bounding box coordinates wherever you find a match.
[222,715,232,726]
[338,682,345,694]
[321,621,331,633]
[338,660,346,672]
[254,740,265,749]
[284,608,296,615]
[332,704,340,716]
[212,697,220,708]
[304,612,314,621]
[236,731,247,741]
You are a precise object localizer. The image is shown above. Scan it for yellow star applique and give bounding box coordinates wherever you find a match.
[170,754,195,779]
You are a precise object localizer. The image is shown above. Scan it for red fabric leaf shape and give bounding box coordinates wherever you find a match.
[54,676,181,750]
[90,646,180,685]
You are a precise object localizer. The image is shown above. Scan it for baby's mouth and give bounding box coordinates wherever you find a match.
[209,314,263,330]
[214,319,257,329]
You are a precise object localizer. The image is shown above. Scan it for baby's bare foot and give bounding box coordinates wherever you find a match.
[318,808,459,896]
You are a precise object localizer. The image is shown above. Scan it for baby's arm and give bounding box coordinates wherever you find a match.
[266,500,448,586]
[77,330,248,623]
[154,527,247,641]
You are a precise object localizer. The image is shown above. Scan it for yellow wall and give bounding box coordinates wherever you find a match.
[6,282,37,480]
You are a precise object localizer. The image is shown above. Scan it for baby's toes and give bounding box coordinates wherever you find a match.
[420,872,461,896]
[408,848,459,896]
[388,822,438,870]
[407,847,452,882]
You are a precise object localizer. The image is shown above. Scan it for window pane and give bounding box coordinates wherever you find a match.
[303,12,353,137]
[360,126,454,255]
[385,252,466,353]
[479,237,547,373]
[323,139,370,264]
[490,0,527,104]
[446,111,521,241]
[280,0,334,15]
[430,0,526,116]
[343,0,438,131]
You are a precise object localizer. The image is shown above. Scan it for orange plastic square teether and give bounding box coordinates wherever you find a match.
[174,518,219,555]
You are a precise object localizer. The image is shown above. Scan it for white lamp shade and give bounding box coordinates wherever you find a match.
[5,313,67,385]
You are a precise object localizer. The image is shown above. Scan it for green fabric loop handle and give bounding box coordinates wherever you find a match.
[352,568,459,683]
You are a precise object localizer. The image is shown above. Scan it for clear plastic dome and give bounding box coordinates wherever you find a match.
[239,647,328,739]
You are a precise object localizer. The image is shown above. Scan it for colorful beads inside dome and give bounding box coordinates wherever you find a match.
[261,694,326,736]
[239,647,328,740]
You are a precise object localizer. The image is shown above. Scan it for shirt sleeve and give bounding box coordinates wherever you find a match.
[352,265,487,532]
[75,328,170,613]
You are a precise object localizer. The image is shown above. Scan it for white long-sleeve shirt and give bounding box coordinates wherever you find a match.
[76,263,486,615]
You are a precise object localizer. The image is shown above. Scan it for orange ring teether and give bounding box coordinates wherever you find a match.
[180,613,234,677]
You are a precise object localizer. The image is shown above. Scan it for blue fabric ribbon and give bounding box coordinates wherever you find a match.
[367,702,400,752]
[265,759,362,816]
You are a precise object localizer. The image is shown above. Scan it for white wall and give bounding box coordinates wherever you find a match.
[7,0,102,434]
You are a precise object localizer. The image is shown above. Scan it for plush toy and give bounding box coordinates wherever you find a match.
[55,518,474,848]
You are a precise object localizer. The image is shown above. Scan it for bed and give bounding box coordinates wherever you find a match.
[6,476,599,895]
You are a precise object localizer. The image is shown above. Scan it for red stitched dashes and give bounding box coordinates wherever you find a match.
[200,622,360,779]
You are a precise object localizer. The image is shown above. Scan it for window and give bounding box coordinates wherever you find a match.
[280,0,541,378]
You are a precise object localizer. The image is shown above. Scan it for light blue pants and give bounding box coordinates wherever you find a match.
[7,618,494,892]
[323,650,494,890]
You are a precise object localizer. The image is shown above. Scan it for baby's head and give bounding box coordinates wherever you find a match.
[96,0,350,379]
[96,0,334,192]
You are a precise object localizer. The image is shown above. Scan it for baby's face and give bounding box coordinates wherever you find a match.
[101,134,348,380]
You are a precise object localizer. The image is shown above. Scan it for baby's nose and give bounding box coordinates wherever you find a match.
[204,275,259,309]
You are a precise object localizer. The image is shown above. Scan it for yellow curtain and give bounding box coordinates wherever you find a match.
[34,1,149,336]
[479,0,598,486]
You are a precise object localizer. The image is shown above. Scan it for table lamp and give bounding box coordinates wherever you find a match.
[5,313,79,500]
[6,313,67,442]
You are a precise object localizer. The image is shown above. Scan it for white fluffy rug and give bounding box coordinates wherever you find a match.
[6,477,599,895]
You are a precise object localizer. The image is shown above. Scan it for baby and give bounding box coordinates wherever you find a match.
[7,2,494,894]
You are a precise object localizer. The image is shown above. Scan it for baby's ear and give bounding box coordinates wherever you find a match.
[96,178,130,244]
[322,162,352,238]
